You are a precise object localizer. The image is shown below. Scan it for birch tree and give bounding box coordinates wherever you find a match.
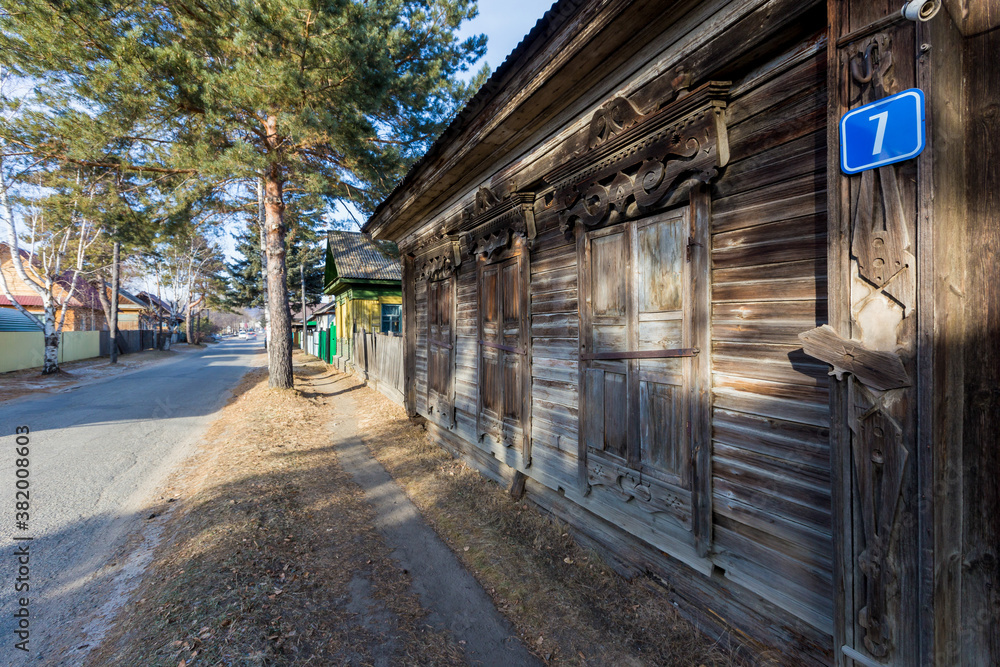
[0,165,102,373]
[155,233,224,344]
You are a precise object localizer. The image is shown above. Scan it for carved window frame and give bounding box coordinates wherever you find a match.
[543,81,726,557]
[461,186,537,464]
[474,235,532,462]
[418,240,461,428]
[576,200,708,538]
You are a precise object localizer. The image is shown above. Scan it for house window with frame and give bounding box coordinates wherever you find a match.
[380,303,401,334]
[580,206,701,490]
[476,239,530,458]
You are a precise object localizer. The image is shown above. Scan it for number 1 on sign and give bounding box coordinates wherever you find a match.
[869,111,889,155]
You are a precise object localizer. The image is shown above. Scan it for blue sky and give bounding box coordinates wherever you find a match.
[458,1,552,80]
[322,0,551,236]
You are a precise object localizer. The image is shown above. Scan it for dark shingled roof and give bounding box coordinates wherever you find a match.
[327,231,401,282]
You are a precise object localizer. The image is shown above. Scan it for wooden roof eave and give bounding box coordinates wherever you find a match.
[324,277,401,296]
[367,0,825,246]
[364,0,679,242]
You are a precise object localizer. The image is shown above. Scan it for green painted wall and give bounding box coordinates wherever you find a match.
[0,331,101,374]
[0,332,44,373]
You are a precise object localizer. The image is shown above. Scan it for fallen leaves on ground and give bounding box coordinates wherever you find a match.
[86,354,463,666]
[354,378,739,666]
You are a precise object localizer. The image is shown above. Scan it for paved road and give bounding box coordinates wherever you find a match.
[0,339,261,665]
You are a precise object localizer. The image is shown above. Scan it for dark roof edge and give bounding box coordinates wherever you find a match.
[363,0,581,238]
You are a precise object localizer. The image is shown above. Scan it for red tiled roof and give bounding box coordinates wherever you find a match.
[0,294,46,307]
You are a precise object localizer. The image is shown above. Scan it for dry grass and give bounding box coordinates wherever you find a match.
[354,384,737,666]
[87,357,464,666]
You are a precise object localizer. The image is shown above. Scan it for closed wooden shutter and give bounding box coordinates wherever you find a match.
[583,228,630,459]
[580,207,702,533]
[477,249,529,456]
[636,213,687,483]
[427,277,455,424]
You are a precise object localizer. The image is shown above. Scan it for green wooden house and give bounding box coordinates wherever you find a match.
[323,230,402,364]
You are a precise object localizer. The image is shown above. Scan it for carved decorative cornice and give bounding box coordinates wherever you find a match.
[463,186,536,260]
[417,238,462,281]
[587,96,646,149]
[545,81,730,234]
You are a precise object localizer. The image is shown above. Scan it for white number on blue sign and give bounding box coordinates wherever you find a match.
[840,88,926,174]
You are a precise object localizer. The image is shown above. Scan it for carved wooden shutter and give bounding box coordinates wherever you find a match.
[427,277,454,424]
[582,227,630,459]
[477,252,528,455]
[635,212,688,484]
[501,260,522,429]
[580,208,699,533]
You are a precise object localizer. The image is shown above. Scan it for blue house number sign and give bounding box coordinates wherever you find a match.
[840,88,926,174]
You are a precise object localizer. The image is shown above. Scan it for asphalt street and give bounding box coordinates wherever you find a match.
[0,339,261,665]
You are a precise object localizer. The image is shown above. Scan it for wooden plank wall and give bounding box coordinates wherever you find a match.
[708,35,833,632]
[453,254,481,443]
[405,5,836,659]
[960,25,1000,666]
[526,217,580,461]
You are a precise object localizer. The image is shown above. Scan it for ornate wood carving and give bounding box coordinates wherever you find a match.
[587,460,691,530]
[545,82,729,234]
[808,18,924,663]
[849,33,916,315]
[463,188,536,260]
[799,325,909,390]
[849,384,909,659]
[417,238,462,281]
[587,96,645,149]
[474,185,500,214]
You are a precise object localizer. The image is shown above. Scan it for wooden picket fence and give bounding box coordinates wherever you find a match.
[351,329,404,406]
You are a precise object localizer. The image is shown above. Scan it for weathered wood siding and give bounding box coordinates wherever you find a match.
[454,252,481,444]
[402,1,834,662]
[708,36,833,632]
[528,220,580,459]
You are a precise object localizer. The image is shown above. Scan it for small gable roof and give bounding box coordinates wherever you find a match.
[326,231,401,283]
[291,302,325,324]
[312,300,337,317]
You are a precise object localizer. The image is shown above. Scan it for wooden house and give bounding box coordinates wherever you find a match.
[105,285,148,330]
[291,302,322,348]
[134,291,184,332]
[1,243,105,331]
[363,1,999,665]
[323,230,403,363]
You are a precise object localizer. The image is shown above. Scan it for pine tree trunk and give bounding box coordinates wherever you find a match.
[109,241,120,363]
[263,165,293,389]
[41,302,59,375]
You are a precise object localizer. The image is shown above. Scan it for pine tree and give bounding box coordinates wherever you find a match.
[1,0,488,388]
[224,209,331,311]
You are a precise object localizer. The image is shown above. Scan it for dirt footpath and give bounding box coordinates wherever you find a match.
[85,353,732,666]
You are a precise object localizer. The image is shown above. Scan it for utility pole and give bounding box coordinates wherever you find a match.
[109,240,120,363]
[301,257,306,351]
